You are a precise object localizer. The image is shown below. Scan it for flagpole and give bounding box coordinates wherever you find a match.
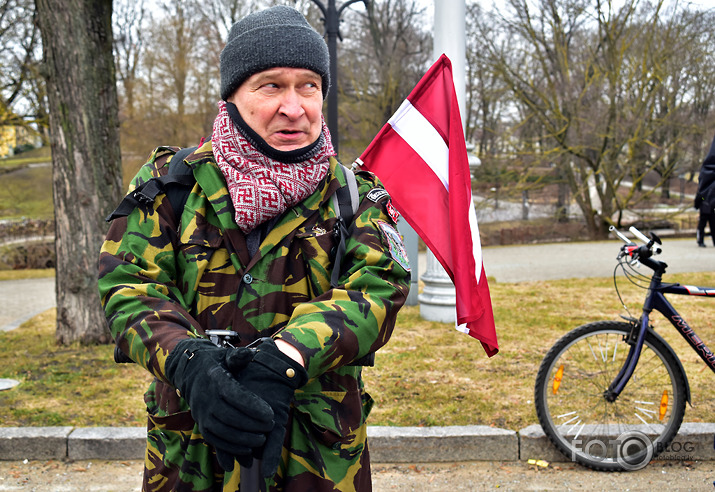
[418,0,466,324]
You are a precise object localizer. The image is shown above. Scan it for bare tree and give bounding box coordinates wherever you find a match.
[0,0,45,138]
[35,0,123,344]
[465,2,509,158]
[476,0,714,238]
[339,0,431,159]
[113,0,146,120]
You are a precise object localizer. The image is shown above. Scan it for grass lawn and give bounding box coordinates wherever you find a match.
[1,271,713,430]
[0,147,53,220]
[0,165,53,220]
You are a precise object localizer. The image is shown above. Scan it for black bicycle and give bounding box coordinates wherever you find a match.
[534,226,715,471]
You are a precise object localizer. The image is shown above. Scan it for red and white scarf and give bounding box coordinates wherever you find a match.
[212,100,334,233]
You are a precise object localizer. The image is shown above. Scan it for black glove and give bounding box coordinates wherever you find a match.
[164,338,274,471]
[230,338,308,478]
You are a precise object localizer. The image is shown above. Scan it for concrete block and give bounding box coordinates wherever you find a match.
[0,426,72,460]
[518,424,570,462]
[656,423,715,462]
[368,425,518,463]
[519,422,715,464]
[68,427,145,460]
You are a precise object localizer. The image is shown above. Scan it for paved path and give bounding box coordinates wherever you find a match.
[481,236,715,283]
[0,277,55,332]
[0,458,713,491]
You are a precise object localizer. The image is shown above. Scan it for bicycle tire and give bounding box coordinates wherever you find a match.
[534,321,686,471]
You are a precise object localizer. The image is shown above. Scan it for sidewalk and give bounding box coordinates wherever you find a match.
[481,235,714,283]
[0,277,55,332]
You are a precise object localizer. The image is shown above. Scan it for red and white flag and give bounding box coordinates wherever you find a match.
[356,54,498,356]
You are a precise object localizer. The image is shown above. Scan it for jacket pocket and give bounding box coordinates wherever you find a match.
[292,372,373,448]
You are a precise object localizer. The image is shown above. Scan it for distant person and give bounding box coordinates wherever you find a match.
[695,133,715,247]
[98,5,410,491]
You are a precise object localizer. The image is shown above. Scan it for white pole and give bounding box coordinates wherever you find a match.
[433,0,466,128]
[419,0,467,324]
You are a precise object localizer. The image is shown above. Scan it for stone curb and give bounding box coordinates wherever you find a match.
[0,424,712,463]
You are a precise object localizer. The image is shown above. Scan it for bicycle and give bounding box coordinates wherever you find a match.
[534,225,715,471]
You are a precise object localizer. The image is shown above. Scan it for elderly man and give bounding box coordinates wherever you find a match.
[98,5,410,492]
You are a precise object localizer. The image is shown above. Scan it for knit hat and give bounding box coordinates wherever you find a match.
[220,6,330,100]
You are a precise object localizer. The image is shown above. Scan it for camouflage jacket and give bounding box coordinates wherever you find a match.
[98,141,410,491]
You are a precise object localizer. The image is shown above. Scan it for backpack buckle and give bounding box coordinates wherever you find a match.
[133,190,154,205]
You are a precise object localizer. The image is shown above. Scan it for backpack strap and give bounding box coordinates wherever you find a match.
[330,165,376,367]
[109,146,197,364]
[105,146,197,223]
[330,164,359,289]
[331,164,359,223]
[165,146,198,221]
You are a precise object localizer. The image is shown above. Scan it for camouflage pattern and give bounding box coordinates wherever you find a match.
[98,140,410,491]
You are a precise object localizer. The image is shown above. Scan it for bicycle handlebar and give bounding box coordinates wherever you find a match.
[629,226,651,244]
[609,225,665,270]
[609,226,631,244]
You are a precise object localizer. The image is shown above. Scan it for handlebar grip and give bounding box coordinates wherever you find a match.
[609,225,631,243]
[628,226,651,244]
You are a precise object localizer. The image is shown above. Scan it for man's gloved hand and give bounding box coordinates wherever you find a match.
[164,338,275,472]
[228,338,308,478]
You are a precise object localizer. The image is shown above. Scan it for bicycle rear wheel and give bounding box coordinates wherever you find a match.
[534,321,686,471]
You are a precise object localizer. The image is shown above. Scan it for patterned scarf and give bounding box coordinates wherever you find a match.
[212,100,334,233]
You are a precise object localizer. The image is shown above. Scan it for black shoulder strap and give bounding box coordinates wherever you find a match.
[165,146,198,223]
[331,165,375,367]
[105,146,197,223]
[331,164,359,224]
[330,165,359,289]
[110,146,197,364]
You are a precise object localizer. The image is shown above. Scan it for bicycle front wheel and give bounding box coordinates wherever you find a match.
[534,321,687,471]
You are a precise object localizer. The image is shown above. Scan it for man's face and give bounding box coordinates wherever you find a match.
[227,67,324,151]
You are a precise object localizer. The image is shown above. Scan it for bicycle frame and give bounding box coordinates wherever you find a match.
[606,254,715,401]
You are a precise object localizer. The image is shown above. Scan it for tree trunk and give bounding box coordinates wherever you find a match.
[661,175,671,200]
[35,0,123,344]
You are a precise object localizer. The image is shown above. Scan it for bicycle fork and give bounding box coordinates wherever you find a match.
[604,271,663,402]
[604,314,649,402]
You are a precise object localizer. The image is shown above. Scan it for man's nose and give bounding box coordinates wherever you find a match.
[279,90,305,119]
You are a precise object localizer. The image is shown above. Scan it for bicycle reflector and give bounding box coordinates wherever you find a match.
[659,390,668,421]
[552,364,564,394]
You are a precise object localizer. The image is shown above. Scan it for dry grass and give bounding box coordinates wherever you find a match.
[0,310,152,427]
[365,271,715,430]
[0,271,713,431]
[0,269,54,281]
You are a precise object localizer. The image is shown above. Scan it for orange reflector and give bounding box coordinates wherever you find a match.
[659,390,668,421]
[552,365,564,394]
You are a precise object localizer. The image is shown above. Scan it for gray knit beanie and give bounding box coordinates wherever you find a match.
[220,5,330,100]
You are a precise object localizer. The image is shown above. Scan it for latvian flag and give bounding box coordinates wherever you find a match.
[355,54,498,356]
